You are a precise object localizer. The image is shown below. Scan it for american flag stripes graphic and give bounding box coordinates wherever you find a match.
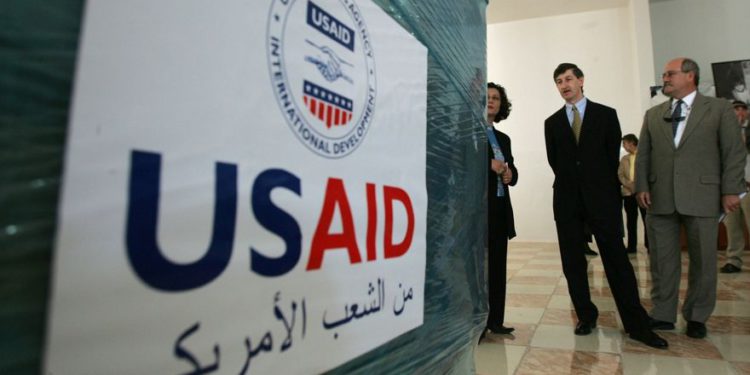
[302,80,353,128]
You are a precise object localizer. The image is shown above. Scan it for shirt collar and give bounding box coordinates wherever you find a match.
[673,90,697,109]
[566,97,587,113]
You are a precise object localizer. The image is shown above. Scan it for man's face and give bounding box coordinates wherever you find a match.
[736,105,749,123]
[555,69,584,104]
[661,59,695,99]
[623,140,636,153]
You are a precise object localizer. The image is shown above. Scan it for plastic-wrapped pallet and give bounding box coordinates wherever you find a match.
[0,1,490,373]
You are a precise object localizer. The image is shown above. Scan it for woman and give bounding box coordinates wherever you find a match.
[485,82,517,335]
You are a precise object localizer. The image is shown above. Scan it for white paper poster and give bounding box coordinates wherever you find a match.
[45,0,427,373]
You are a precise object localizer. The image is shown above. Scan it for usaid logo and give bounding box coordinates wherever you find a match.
[267,0,377,158]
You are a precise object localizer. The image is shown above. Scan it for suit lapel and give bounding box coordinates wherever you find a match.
[580,101,595,143]
[556,105,577,145]
[657,101,676,150]
[677,94,708,149]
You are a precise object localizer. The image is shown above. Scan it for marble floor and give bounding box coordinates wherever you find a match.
[475,242,750,375]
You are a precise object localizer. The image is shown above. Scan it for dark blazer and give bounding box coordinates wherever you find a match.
[488,128,518,239]
[544,100,622,223]
[543,99,653,333]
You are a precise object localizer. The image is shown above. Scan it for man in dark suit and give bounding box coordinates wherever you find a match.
[636,57,745,339]
[544,63,667,349]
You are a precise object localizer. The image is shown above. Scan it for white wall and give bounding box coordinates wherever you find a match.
[487,4,652,242]
[650,0,750,92]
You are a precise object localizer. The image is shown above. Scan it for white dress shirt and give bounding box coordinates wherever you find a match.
[672,90,697,147]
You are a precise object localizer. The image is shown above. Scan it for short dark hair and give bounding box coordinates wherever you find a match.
[681,58,700,86]
[487,82,512,122]
[622,133,638,145]
[553,63,584,80]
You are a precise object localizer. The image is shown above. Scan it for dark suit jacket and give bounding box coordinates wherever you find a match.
[488,128,518,239]
[544,99,622,223]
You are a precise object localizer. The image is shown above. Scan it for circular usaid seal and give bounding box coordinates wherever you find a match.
[267,0,377,159]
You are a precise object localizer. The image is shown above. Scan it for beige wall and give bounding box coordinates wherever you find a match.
[487,2,654,242]
[650,0,750,93]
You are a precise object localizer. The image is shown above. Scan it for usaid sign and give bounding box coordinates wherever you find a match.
[44,0,427,373]
[268,0,378,158]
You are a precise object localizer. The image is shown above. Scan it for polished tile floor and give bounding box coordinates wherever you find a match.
[475,242,750,375]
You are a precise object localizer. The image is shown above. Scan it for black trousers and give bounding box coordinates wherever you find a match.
[488,196,508,326]
[623,195,647,250]
[555,192,651,334]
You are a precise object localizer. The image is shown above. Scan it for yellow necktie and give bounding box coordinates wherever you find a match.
[629,153,636,180]
[572,105,582,143]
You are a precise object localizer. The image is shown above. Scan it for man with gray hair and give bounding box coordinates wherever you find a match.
[636,57,746,339]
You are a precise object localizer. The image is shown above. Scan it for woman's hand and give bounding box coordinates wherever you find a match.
[492,160,511,184]
[491,159,504,174]
[502,165,512,184]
